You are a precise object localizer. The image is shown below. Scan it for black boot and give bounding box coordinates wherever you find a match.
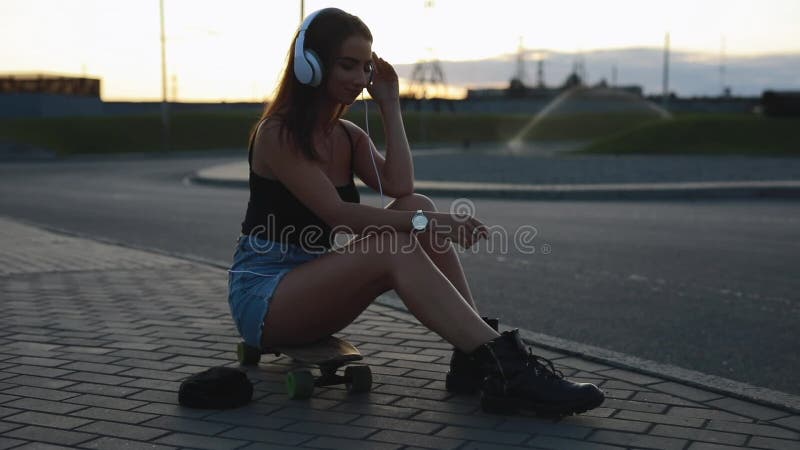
[469,329,605,416]
[446,317,499,393]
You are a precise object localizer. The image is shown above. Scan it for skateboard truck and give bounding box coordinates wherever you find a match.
[236,337,372,399]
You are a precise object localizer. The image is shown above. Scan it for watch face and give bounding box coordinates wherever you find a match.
[412,214,427,230]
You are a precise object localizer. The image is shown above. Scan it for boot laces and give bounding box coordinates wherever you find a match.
[525,348,564,380]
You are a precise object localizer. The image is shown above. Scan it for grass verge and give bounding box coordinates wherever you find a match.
[2,111,794,157]
[0,111,528,156]
[578,114,799,156]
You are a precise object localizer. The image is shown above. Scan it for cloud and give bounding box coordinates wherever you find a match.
[395,48,800,97]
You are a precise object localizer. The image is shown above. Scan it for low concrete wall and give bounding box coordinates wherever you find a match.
[1,93,762,118]
[0,93,103,118]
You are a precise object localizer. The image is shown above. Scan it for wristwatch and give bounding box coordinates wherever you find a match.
[411,209,429,232]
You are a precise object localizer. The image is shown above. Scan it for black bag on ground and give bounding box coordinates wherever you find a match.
[178,366,253,409]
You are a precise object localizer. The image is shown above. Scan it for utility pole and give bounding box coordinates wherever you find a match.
[515,36,526,84]
[662,32,670,109]
[536,58,545,88]
[719,34,727,96]
[159,0,170,151]
[612,63,618,87]
[300,0,305,23]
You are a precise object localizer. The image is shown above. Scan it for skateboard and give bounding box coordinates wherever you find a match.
[236,336,372,399]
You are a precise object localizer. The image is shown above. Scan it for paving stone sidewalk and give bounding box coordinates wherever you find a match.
[0,216,798,450]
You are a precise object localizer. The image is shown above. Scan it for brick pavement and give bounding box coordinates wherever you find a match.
[0,216,798,449]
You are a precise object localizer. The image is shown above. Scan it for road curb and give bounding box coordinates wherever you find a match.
[375,292,800,415]
[187,173,800,201]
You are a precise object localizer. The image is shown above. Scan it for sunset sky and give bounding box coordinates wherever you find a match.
[1,0,798,101]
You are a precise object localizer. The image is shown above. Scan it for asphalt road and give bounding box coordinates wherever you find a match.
[1,153,798,395]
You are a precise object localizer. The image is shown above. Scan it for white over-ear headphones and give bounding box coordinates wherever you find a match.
[293,7,385,207]
[294,8,337,87]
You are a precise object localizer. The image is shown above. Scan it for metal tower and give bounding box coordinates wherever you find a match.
[570,53,587,86]
[536,57,545,88]
[408,60,446,100]
[407,0,446,100]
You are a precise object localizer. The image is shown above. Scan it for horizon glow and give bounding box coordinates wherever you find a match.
[1,0,798,101]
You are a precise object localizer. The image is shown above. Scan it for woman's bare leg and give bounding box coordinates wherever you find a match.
[386,193,479,312]
[262,231,498,352]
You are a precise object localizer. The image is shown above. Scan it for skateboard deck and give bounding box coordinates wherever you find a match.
[236,335,371,399]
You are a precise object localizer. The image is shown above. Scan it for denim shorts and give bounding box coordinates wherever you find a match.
[227,235,326,349]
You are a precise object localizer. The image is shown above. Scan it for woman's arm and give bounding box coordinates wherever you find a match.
[259,121,484,247]
[369,52,414,195]
[257,119,417,235]
[378,100,414,195]
[344,118,411,198]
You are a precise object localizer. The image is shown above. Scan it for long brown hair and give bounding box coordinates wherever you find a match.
[249,8,372,161]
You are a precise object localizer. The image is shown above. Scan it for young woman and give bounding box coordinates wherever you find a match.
[228,8,604,415]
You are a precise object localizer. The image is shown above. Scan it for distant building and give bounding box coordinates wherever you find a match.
[0,74,104,118]
[468,71,644,101]
[0,73,263,118]
[761,91,800,117]
[0,74,100,96]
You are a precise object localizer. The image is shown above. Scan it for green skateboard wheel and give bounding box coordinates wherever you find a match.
[237,342,262,365]
[286,369,314,399]
[345,365,372,394]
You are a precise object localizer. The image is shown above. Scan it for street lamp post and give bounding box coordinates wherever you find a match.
[159,0,170,151]
[300,0,305,23]
[662,32,670,110]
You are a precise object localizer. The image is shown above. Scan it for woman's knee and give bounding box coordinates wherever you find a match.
[327,231,430,296]
[357,229,427,269]
[343,229,416,264]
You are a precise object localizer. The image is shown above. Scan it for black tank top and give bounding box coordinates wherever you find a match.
[240,120,361,250]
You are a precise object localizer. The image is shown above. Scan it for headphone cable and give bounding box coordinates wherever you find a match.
[363,91,385,208]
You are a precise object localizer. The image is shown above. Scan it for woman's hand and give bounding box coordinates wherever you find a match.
[366,52,399,106]
[427,212,489,250]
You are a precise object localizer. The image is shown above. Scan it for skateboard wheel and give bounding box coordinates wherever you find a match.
[286,369,314,399]
[237,342,261,366]
[345,365,372,394]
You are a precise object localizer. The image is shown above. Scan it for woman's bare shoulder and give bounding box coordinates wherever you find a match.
[256,115,285,136]
[252,117,292,176]
[255,116,292,149]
